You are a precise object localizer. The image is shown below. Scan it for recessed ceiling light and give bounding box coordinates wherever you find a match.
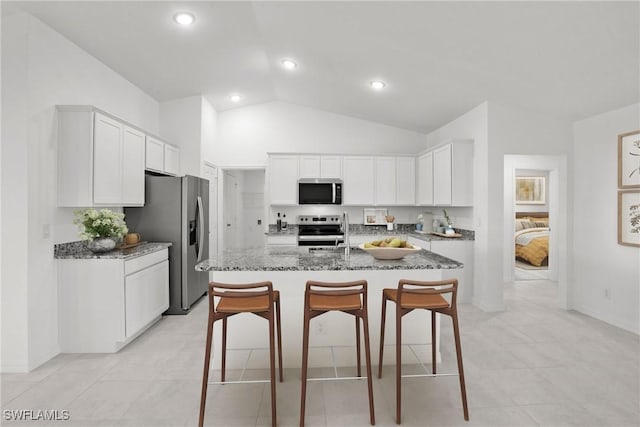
[281,59,298,70]
[229,94,242,103]
[369,80,386,90]
[173,12,195,26]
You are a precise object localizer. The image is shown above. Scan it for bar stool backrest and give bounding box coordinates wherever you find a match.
[209,281,274,312]
[305,279,367,309]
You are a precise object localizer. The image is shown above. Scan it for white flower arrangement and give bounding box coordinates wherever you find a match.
[73,208,128,240]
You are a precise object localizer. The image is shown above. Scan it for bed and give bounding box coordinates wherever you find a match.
[515,213,549,267]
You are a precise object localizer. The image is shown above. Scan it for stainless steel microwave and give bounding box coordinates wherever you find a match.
[298,179,342,205]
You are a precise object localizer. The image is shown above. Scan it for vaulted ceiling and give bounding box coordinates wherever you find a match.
[4,1,639,133]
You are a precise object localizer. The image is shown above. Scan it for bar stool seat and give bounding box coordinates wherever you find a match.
[300,280,375,426]
[199,281,283,427]
[378,279,469,424]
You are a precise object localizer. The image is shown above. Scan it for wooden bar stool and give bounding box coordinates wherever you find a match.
[378,278,468,424]
[199,281,283,427]
[300,280,375,426]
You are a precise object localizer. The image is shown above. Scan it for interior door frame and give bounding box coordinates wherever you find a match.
[503,155,569,309]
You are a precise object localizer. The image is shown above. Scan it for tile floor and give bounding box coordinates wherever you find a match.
[2,280,638,426]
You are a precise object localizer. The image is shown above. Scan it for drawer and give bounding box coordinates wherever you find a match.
[125,248,168,275]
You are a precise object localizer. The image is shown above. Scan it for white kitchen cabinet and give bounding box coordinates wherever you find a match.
[430,240,473,303]
[58,248,169,352]
[375,157,396,205]
[164,144,180,176]
[57,106,146,207]
[299,155,342,179]
[266,235,297,246]
[417,152,434,205]
[433,141,473,206]
[417,141,473,207]
[342,156,375,205]
[321,156,342,178]
[374,156,415,206]
[395,157,416,205]
[145,136,164,172]
[122,126,145,205]
[145,136,180,176]
[269,155,299,205]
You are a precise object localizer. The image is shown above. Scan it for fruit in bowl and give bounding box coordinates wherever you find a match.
[359,237,421,260]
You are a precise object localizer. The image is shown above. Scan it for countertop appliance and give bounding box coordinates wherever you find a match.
[125,174,209,314]
[298,178,342,205]
[297,215,344,246]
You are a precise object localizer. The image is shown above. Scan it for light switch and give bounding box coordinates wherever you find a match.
[257,219,262,225]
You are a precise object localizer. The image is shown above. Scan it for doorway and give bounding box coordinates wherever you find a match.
[221,168,266,251]
[503,155,568,309]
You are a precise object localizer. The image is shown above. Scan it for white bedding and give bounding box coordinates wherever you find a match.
[515,227,549,246]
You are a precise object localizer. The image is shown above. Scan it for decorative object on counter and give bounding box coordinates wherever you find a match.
[363,208,388,225]
[276,212,282,232]
[415,223,423,231]
[125,232,142,245]
[442,209,456,235]
[359,237,421,260]
[385,215,395,231]
[282,213,288,230]
[431,231,462,238]
[432,218,441,232]
[73,208,128,253]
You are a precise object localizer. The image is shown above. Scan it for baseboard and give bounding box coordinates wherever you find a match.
[572,303,639,335]
[1,361,30,373]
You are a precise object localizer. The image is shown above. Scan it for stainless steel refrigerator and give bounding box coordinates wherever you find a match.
[125,174,209,314]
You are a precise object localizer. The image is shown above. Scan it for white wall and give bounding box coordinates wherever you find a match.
[201,98,217,166]
[215,101,426,166]
[572,103,640,333]
[159,96,202,177]
[425,102,492,308]
[1,13,160,372]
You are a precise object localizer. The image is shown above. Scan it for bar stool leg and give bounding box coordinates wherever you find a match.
[299,309,311,427]
[356,316,362,377]
[268,310,277,427]
[362,313,376,425]
[452,310,469,421]
[199,313,214,427]
[276,294,284,382]
[221,317,228,382]
[395,307,402,425]
[378,295,387,379]
[431,311,436,375]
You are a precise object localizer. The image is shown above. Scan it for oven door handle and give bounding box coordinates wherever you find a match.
[297,235,345,241]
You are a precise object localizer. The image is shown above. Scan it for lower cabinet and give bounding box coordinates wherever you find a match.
[58,248,169,352]
[266,235,297,246]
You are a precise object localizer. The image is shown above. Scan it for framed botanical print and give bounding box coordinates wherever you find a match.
[515,176,546,204]
[618,130,640,188]
[618,190,640,247]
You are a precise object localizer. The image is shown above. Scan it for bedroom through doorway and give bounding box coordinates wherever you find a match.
[514,170,550,281]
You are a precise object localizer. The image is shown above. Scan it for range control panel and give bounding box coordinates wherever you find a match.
[297,215,342,224]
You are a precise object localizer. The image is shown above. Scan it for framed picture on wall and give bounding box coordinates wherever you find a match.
[618,190,640,247]
[618,130,640,189]
[515,176,546,204]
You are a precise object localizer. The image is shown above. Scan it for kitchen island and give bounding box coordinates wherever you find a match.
[196,246,463,370]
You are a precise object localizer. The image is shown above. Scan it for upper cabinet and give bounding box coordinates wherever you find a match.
[373,156,415,206]
[342,156,375,205]
[145,136,180,176]
[416,151,434,205]
[57,107,145,207]
[57,105,180,207]
[268,154,299,205]
[299,155,342,178]
[417,140,473,207]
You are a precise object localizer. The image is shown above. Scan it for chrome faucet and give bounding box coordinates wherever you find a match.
[341,211,350,257]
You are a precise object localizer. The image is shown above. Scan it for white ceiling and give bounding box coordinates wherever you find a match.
[4,1,639,133]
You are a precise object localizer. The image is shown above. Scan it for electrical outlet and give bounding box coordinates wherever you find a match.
[257,219,262,225]
[315,320,325,335]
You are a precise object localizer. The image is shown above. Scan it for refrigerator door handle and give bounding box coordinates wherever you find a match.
[197,195,205,262]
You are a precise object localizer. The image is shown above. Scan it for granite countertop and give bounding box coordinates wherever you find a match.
[265,224,474,241]
[196,246,463,272]
[54,241,172,260]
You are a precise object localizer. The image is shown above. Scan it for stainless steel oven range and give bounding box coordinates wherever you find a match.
[297,215,344,246]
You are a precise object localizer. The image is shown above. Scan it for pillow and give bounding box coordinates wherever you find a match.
[515,219,535,231]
